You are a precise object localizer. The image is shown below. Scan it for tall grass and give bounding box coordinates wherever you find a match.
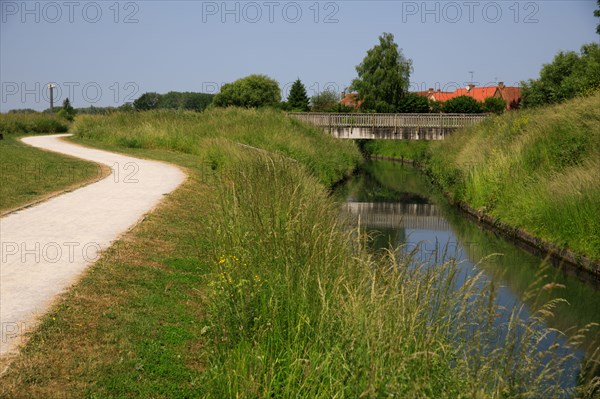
[0,112,68,135]
[197,152,599,397]
[427,93,600,260]
[71,108,362,186]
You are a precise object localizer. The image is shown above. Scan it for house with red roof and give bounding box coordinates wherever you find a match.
[340,92,363,109]
[418,83,521,110]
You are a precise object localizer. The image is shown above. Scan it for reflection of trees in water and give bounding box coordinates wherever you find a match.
[342,161,434,203]
[367,227,406,254]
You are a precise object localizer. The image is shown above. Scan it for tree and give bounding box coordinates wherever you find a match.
[443,96,483,113]
[134,92,161,111]
[595,0,600,35]
[287,79,310,111]
[396,93,430,113]
[521,43,600,108]
[350,32,412,112]
[182,93,214,112]
[57,98,77,121]
[213,74,281,108]
[483,97,507,114]
[310,89,340,112]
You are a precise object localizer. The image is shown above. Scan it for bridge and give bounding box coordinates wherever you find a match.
[343,202,451,231]
[290,113,489,140]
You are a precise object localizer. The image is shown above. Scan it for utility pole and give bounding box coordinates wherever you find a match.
[48,83,56,111]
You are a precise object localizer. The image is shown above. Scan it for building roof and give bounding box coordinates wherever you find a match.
[413,83,521,109]
[498,86,521,108]
[452,86,498,102]
[340,93,363,109]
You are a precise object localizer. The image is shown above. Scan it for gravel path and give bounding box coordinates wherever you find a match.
[0,134,186,359]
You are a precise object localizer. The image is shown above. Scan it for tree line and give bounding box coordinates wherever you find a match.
[9,3,598,117]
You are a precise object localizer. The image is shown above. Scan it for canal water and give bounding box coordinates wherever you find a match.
[338,160,600,390]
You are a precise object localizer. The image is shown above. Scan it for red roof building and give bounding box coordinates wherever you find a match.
[417,83,521,110]
[340,92,363,109]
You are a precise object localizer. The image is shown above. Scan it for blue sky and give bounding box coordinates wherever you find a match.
[1,0,599,111]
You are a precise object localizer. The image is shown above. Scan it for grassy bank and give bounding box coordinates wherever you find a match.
[0,113,104,214]
[72,107,361,186]
[1,109,597,397]
[426,93,600,262]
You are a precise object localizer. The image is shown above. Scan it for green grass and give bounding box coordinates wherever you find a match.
[361,139,431,163]
[0,113,104,214]
[71,107,362,187]
[426,92,600,261]
[1,108,598,398]
[0,112,69,135]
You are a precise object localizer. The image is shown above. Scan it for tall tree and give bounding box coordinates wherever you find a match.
[351,32,412,112]
[287,79,310,111]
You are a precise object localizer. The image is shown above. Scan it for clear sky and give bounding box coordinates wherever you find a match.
[1,0,599,111]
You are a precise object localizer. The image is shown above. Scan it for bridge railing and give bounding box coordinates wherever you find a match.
[289,113,489,129]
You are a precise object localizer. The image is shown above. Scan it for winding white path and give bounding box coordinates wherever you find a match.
[0,134,186,359]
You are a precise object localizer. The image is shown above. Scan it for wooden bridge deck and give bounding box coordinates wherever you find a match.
[289,113,489,140]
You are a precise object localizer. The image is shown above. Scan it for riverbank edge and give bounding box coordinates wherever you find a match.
[368,154,600,280]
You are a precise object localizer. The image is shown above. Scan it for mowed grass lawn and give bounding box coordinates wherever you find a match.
[0,114,106,214]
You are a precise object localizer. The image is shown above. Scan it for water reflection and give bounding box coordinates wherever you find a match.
[340,161,600,386]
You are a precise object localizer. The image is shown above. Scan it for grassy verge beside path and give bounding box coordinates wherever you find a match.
[0,113,105,214]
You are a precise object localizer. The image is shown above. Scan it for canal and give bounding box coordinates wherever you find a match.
[338,160,600,391]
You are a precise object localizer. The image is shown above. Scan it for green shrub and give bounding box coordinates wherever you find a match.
[213,75,281,108]
[443,95,483,113]
[483,97,506,114]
